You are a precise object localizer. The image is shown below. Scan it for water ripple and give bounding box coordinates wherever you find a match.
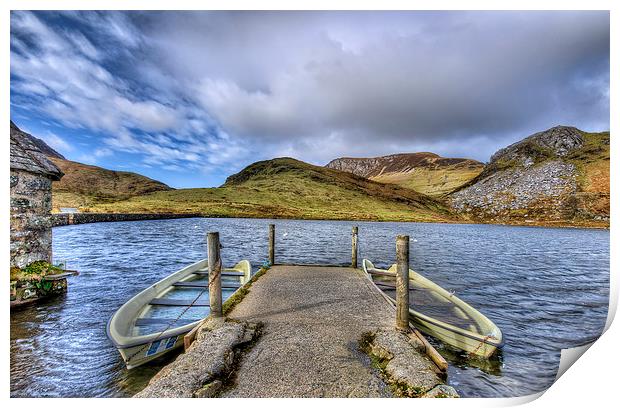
[10,218,609,397]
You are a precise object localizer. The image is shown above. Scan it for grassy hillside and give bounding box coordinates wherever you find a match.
[567,131,610,219]
[50,158,172,211]
[371,161,483,197]
[86,158,455,222]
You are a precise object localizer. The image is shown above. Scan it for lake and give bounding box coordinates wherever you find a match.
[10,218,609,397]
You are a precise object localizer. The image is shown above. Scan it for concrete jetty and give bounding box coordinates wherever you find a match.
[136,225,458,398]
[222,265,400,397]
[137,265,456,398]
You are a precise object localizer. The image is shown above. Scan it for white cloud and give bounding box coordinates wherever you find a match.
[94,147,113,158]
[10,10,610,176]
[42,131,72,153]
[112,97,181,132]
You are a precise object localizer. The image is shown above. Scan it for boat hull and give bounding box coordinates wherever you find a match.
[409,312,500,358]
[107,259,252,369]
[362,259,503,358]
[119,333,187,369]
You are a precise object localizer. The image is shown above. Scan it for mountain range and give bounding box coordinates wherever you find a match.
[10,121,609,227]
[78,157,452,222]
[326,153,483,197]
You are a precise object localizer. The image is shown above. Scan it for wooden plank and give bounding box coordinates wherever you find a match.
[193,270,244,277]
[134,318,196,327]
[409,326,449,372]
[368,269,396,277]
[149,298,210,307]
[172,281,241,289]
[375,281,397,289]
[43,271,79,280]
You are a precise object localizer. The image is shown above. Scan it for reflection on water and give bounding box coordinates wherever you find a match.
[10,218,609,397]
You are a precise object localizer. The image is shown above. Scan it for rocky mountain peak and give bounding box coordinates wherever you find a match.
[325,152,480,179]
[489,126,584,165]
[449,125,609,226]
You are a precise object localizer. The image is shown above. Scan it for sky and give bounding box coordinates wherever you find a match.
[10,11,610,188]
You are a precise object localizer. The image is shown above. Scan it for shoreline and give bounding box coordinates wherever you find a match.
[51,211,609,230]
[50,212,201,227]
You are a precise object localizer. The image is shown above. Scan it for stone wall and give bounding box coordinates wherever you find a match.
[51,212,201,227]
[10,169,54,268]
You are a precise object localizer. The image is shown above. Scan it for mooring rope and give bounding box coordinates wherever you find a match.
[468,334,495,358]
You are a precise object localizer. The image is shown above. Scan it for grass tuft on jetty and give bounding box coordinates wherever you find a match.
[222,266,269,316]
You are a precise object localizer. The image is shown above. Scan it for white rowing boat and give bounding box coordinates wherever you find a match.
[107,259,251,369]
[362,259,503,358]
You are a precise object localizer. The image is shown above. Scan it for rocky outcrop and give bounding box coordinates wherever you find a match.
[326,152,481,179]
[490,126,583,163]
[135,319,261,398]
[362,329,458,398]
[451,160,577,219]
[11,120,66,160]
[450,126,609,225]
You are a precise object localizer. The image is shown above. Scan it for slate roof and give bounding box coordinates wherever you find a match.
[10,121,64,181]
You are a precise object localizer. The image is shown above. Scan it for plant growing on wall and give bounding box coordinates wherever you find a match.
[10,261,65,296]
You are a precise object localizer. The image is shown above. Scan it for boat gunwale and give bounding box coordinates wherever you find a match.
[361,259,504,350]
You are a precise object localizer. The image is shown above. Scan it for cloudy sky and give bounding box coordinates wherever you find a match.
[10,11,609,188]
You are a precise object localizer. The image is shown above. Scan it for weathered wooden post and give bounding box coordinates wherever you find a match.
[351,226,358,268]
[207,232,222,318]
[268,224,275,265]
[396,235,410,331]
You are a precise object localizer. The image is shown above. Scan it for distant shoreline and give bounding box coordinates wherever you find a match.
[50,212,609,230]
[50,212,201,227]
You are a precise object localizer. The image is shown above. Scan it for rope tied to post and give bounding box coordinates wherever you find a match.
[468,334,495,358]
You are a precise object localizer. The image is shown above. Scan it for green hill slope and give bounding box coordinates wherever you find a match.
[88,157,454,222]
[50,158,172,211]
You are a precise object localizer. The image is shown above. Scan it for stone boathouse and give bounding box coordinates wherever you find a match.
[10,121,64,268]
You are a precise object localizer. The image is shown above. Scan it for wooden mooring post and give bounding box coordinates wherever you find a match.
[268,224,275,265]
[396,235,410,331]
[207,232,222,318]
[351,226,358,268]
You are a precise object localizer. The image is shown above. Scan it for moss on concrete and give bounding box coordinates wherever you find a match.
[222,266,269,316]
[359,329,458,398]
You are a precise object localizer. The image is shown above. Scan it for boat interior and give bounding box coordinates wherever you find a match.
[367,265,484,335]
[132,266,245,336]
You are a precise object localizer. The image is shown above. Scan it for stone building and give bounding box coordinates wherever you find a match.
[10,121,64,268]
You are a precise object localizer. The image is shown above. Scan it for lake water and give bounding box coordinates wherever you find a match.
[10,218,609,397]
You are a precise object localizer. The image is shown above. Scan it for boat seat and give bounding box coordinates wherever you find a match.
[172,281,241,289]
[134,318,196,327]
[375,281,398,289]
[193,270,244,277]
[149,298,210,307]
[368,269,396,277]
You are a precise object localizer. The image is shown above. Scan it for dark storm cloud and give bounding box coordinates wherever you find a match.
[10,10,609,185]
[144,11,610,162]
